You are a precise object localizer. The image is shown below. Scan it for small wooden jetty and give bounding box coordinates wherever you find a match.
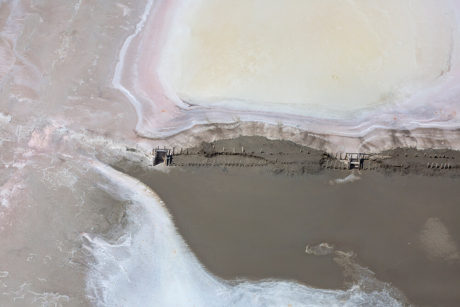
[153,147,173,166]
[343,153,370,170]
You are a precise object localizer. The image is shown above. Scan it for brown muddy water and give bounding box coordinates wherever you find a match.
[115,163,460,307]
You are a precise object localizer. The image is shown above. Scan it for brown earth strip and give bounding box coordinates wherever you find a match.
[153,136,460,177]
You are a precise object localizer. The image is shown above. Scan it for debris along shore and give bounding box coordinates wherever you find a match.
[150,136,460,176]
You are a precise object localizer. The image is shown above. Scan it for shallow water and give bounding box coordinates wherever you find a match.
[116,165,460,307]
[87,163,408,307]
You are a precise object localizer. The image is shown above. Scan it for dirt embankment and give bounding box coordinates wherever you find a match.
[151,136,460,176]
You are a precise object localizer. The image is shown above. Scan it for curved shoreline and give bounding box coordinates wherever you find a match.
[90,161,408,306]
[111,152,460,306]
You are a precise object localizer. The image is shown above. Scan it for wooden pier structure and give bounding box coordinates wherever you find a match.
[343,153,370,170]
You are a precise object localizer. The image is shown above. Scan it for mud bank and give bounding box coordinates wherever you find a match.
[151,136,460,177]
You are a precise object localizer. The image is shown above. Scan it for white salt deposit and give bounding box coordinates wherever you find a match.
[331,173,361,185]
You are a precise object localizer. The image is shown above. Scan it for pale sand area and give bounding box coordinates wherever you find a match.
[116,163,460,307]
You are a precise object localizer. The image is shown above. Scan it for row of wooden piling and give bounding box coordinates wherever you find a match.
[172,162,269,167]
[422,153,455,159]
[170,145,316,156]
[322,160,379,170]
[156,146,458,171]
[427,162,453,169]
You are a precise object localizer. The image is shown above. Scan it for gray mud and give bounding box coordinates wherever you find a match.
[162,136,460,177]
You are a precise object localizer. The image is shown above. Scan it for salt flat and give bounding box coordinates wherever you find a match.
[161,0,455,117]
